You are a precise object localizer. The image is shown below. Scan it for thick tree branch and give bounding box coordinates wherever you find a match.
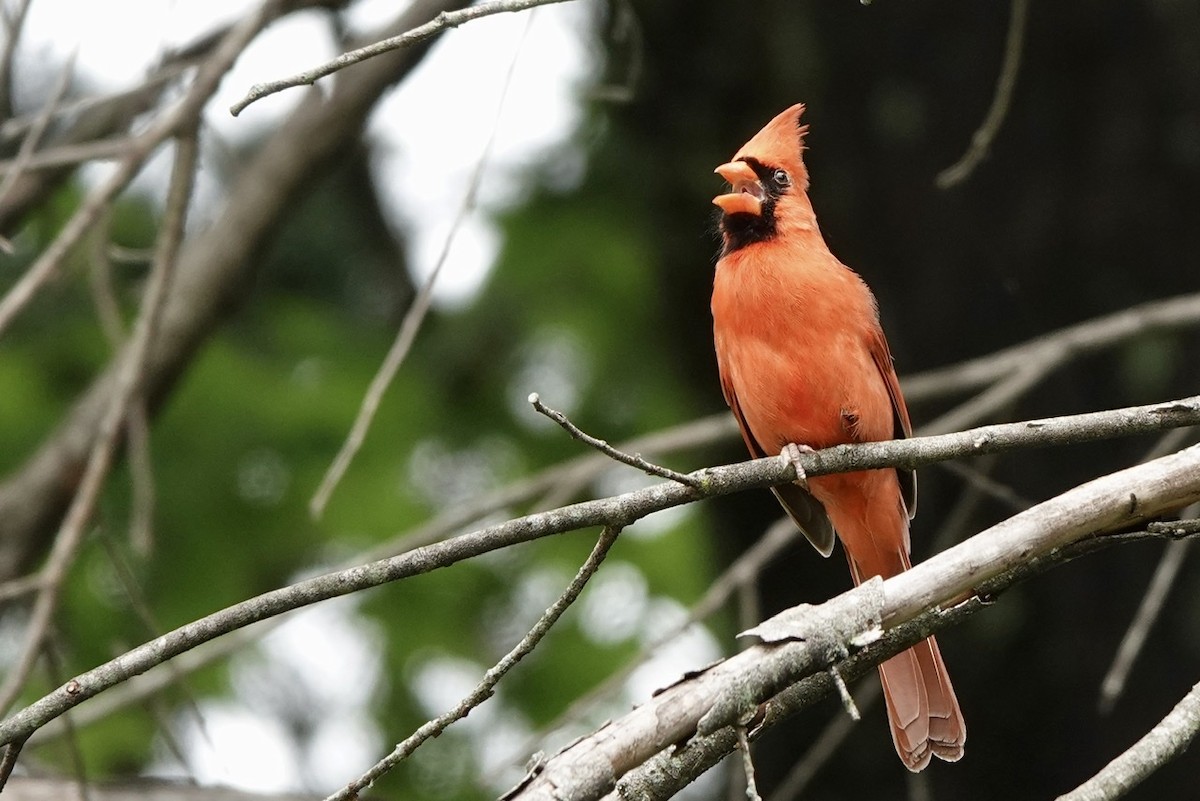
[0,398,1196,752]
[506,446,1200,801]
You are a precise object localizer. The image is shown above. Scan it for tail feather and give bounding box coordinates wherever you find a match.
[879,635,965,771]
[847,547,965,771]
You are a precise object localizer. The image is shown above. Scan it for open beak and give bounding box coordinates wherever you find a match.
[713,161,764,216]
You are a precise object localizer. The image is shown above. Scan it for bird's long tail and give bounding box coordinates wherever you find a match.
[848,548,966,771]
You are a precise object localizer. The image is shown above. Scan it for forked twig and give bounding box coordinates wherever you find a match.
[530,393,701,487]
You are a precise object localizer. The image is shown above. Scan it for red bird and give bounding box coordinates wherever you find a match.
[710,104,965,771]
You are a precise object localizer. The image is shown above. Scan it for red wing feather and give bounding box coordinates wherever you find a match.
[868,329,917,518]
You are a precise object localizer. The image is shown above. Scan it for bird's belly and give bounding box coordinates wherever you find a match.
[721,332,892,454]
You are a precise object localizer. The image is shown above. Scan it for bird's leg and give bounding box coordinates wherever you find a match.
[779,442,817,491]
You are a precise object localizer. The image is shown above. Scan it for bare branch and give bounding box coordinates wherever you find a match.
[0,0,32,119]
[0,127,200,720]
[26,422,733,748]
[0,136,138,173]
[0,54,76,212]
[1058,679,1200,801]
[0,0,280,340]
[935,0,1030,188]
[310,14,532,518]
[505,519,800,769]
[0,0,471,583]
[558,451,1200,801]
[230,0,575,116]
[529,393,701,486]
[902,293,1200,403]
[1098,538,1191,715]
[1,398,1197,753]
[736,727,762,801]
[328,525,622,801]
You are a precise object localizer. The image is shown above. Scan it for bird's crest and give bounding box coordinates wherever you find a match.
[732,103,810,187]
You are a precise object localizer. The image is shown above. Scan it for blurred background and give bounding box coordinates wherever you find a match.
[1,0,1198,799]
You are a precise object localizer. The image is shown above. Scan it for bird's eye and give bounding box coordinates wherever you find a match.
[772,169,791,188]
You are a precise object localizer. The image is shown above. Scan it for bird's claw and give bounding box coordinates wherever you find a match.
[779,443,816,491]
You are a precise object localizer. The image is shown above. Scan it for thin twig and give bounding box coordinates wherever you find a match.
[327,525,622,801]
[0,129,199,721]
[309,13,533,520]
[1058,680,1200,801]
[826,665,860,721]
[766,682,881,801]
[231,0,573,115]
[502,519,799,772]
[1098,538,1190,715]
[936,0,1031,188]
[0,737,26,791]
[736,727,762,801]
[530,393,701,487]
[88,212,157,555]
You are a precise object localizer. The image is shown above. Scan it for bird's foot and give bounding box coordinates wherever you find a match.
[779,443,816,491]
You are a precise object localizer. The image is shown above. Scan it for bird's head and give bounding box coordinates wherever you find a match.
[713,103,813,253]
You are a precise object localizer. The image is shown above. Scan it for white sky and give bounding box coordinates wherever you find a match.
[9,1,727,796]
[19,0,597,307]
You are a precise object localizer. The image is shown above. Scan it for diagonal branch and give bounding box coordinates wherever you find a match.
[0,0,281,340]
[508,446,1200,801]
[935,0,1030,188]
[529,393,700,486]
[0,126,199,719]
[0,0,472,584]
[901,292,1200,403]
[309,13,533,518]
[230,0,576,115]
[0,397,1197,751]
[328,525,622,801]
[1057,678,1200,801]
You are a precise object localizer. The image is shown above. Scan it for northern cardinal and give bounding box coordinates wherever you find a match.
[710,104,965,771]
